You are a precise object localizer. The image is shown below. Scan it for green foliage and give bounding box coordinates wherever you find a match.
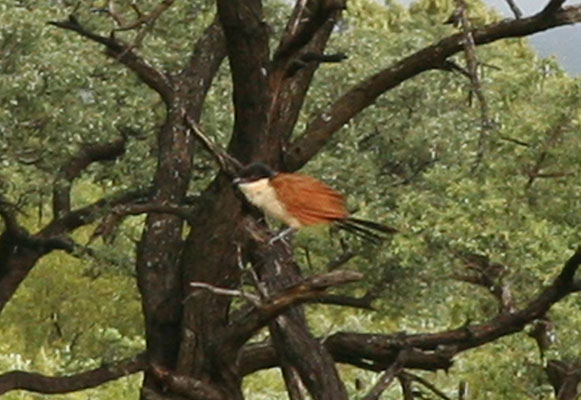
[1,0,581,399]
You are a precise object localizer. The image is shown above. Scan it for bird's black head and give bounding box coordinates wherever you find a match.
[234,162,275,184]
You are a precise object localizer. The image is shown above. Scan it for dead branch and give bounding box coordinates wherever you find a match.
[53,136,127,218]
[0,353,146,395]
[453,0,494,170]
[525,118,570,189]
[402,371,453,400]
[48,15,173,105]
[185,116,241,177]
[285,4,581,170]
[189,282,261,305]
[361,355,403,400]
[113,0,175,33]
[505,0,523,19]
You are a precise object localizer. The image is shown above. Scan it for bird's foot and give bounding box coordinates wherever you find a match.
[268,227,296,246]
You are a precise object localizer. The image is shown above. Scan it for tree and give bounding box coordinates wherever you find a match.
[1,0,581,399]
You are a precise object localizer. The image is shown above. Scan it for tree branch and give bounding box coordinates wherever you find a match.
[224,270,363,349]
[505,0,523,19]
[361,354,403,400]
[542,0,568,15]
[285,4,581,170]
[48,15,173,105]
[453,0,493,170]
[0,353,146,395]
[239,247,581,374]
[90,202,196,244]
[217,0,272,163]
[53,136,127,218]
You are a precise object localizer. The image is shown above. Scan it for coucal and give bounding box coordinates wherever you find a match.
[233,162,397,243]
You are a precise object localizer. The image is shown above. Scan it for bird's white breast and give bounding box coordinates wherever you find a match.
[238,178,302,228]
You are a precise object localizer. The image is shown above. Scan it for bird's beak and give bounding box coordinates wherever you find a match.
[232,177,241,186]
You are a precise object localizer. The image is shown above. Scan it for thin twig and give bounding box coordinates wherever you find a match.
[401,371,454,400]
[185,116,242,176]
[505,0,523,19]
[361,355,404,400]
[189,282,261,305]
[453,0,494,171]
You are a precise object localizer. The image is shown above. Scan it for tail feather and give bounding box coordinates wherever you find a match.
[346,217,399,234]
[334,220,384,244]
[334,217,398,244]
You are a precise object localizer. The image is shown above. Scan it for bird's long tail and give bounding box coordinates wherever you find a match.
[334,217,398,244]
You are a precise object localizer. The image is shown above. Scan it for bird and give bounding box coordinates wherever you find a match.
[233,162,397,243]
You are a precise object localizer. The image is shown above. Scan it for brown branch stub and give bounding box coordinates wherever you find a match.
[0,353,146,395]
[542,0,568,15]
[48,15,173,105]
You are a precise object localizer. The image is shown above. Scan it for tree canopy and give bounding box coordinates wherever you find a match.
[1,0,581,399]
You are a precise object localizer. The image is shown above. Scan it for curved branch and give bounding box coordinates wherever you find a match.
[0,353,146,395]
[48,16,173,105]
[285,4,581,170]
[53,136,127,218]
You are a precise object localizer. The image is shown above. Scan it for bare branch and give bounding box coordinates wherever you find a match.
[542,0,568,15]
[113,0,175,33]
[453,0,493,170]
[361,355,403,400]
[239,247,581,374]
[285,4,581,170]
[44,187,151,235]
[402,371,454,400]
[90,202,195,244]
[48,16,173,105]
[185,117,242,177]
[505,0,523,19]
[225,270,363,350]
[189,282,261,305]
[0,353,146,395]
[53,136,127,218]
[274,0,346,65]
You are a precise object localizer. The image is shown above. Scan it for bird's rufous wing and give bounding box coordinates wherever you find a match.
[270,173,348,226]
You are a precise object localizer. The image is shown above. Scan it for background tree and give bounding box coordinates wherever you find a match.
[1,0,581,399]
